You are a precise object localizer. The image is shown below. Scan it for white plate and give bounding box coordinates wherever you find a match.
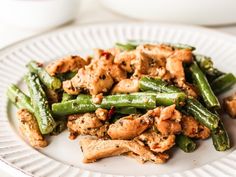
[0,23,236,177]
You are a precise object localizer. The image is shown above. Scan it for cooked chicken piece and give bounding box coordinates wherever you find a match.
[107,47,121,56]
[166,49,192,79]
[173,49,193,62]
[108,114,152,140]
[166,57,185,83]
[108,64,127,82]
[150,105,182,136]
[178,82,198,98]
[95,108,108,121]
[126,151,169,164]
[46,56,88,76]
[80,138,168,164]
[114,44,173,79]
[63,48,129,95]
[181,115,210,139]
[17,109,47,148]
[67,113,108,139]
[63,66,114,95]
[92,49,127,82]
[92,93,103,104]
[114,50,137,72]
[137,130,175,153]
[224,93,236,118]
[166,49,195,96]
[111,79,139,94]
[132,51,168,77]
[137,44,174,60]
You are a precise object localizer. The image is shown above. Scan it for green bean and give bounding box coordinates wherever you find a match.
[139,77,181,93]
[131,92,186,106]
[138,76,220,130]
[185,98,219,130]
[25,72,56,134]
[77,94,156,109]
[126,40,196,51]
[167,43,195,51]
[115,107,138,114]
[50,119,67,135]
[52,94,156,116]
[7,84,33,112]
[27,60,61,90]
[211,120,231,151]
[57,71,77,82]
[211,73,236,95]
[190,62,220,109]
[115,42,137,51]
[176,134,197,153]
[62,93,75,102]
[101,94,156,109]
[194,54,224,79]
[52,101,98,116]
[76,94,92,103]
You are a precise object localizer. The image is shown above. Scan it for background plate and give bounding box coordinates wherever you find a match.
[0,23,236,177]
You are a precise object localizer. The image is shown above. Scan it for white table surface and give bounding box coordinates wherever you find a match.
[0,0,236,176]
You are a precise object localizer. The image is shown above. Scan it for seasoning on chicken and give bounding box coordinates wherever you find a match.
[92,93,103,104]
[224,93,236,118]
[63,49,128,95]
[107,114,152,140]
[137,44,174,60]
[17,109,47,148]
[111,79,139,94]
[114,50,137,73]
[137,130,175,153]
[181,115,210,139]
[91,49,127,82]
[67,113,109,139]
[150,105,182,136]
[80,137,169,164]
[95,108,109,121]
[63,66,114,95]
[46,56,88,76]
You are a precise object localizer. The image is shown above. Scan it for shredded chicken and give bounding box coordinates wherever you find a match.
[17,109,47,148]
[107,114,152,140]
[67,113,109,139]
[224,93,236,118]
[80,137,168,163]
[181,115,210,139]
[46,56,88,76]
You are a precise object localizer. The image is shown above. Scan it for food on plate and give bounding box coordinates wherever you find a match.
[7,41,236,164]
[224,93,236,118]
[79,137,169,163]
[17,109,48,148]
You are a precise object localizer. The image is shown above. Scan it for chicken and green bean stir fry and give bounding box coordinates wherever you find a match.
[7,41,236,163]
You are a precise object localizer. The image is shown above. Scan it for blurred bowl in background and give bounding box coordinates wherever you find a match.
[0,0,79,30]
[100,0,236,26]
